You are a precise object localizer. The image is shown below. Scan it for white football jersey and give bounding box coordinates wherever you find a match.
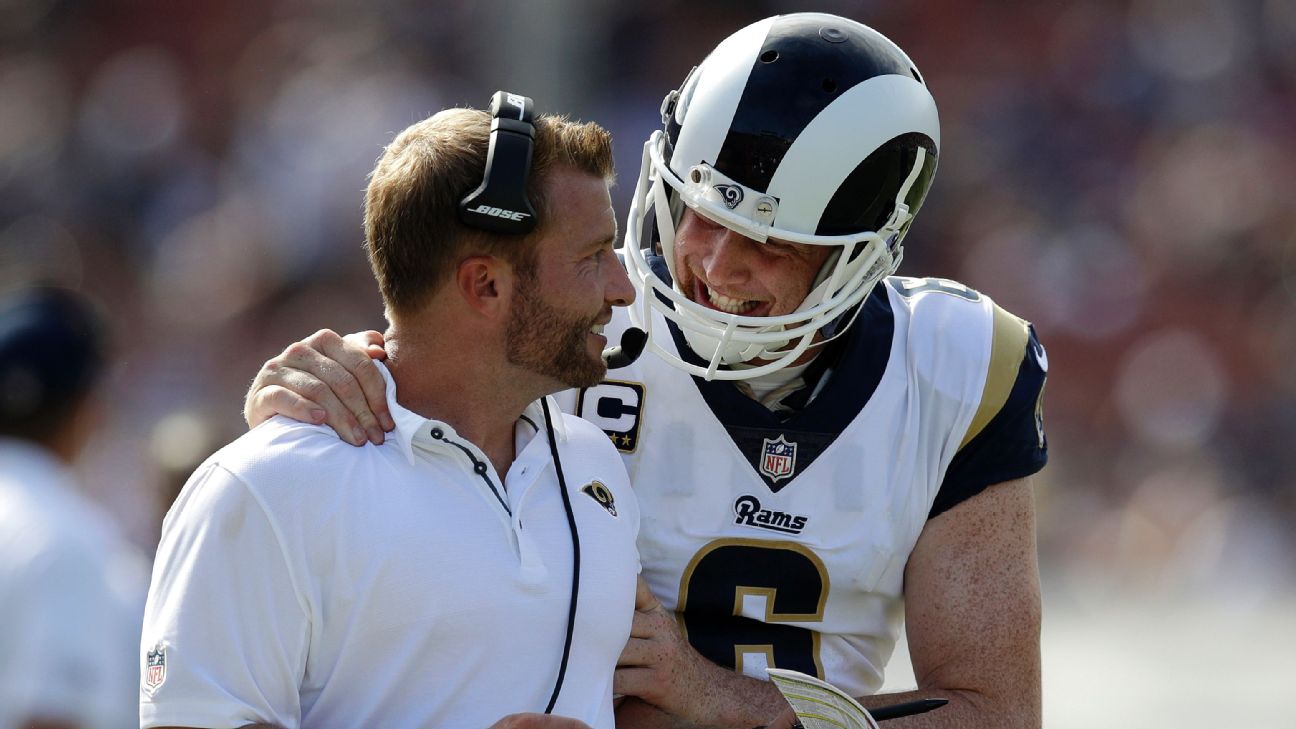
[563,274,1048,698]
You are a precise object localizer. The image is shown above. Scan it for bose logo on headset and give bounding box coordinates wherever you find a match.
[470,204,531,222]
[457,90,539,235]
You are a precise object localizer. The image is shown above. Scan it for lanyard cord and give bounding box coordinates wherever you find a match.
[541,397,580,714]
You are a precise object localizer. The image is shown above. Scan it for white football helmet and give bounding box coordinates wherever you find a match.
[624,13,940,380]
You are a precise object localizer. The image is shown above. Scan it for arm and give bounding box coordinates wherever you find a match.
[866,476,1041,728]
[153,714,593,729]
[141,463,309,729]
[244,329,392,445]
[614,579,791,729]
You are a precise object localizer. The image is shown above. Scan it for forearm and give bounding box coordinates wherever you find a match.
[152,725,283,729]
[695,676,1037,729]
[616,668,788,729]
[857,686,1039,729]
[677,668,789,729]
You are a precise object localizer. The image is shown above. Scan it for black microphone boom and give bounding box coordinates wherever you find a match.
[602,327,647,369]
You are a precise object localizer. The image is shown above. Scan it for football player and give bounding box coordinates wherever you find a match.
[243,14,1048,729]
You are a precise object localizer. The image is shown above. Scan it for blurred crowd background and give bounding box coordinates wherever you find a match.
[2,0,1293,726]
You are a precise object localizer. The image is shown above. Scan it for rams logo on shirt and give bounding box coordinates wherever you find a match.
[577,380,645,453]
[581,481,617,516]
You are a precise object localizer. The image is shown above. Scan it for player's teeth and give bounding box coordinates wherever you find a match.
[707,287,757,314]
[590,323,605,334]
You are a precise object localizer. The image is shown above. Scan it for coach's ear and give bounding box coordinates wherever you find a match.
[455,255,514,319]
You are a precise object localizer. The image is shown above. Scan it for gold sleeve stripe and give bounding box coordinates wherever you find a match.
[959,302,1031,450]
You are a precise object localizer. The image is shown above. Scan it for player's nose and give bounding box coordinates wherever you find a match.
[699,227,755,288]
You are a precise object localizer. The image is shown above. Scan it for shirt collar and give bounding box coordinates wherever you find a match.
[520,395,568,444]
[376,362,424,466]
[376,362,568,466]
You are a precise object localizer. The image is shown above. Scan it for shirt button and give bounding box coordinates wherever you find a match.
[430,428,443,439]
[474,462,487,475]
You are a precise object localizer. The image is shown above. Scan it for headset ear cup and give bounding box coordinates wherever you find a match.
[458,91,538,235]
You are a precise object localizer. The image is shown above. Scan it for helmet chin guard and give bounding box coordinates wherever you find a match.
[624,13,940,381]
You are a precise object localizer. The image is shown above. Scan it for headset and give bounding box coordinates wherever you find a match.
[458,91,647,368]
[457,91,646,714]
[458,91,539,235]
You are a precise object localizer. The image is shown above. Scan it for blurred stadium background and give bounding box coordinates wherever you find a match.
[2,0,1293,726]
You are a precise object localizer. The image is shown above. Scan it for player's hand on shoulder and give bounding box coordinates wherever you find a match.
[243,328,393,446]
[487,713,593,729]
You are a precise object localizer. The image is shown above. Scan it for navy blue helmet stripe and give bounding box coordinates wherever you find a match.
[713,14,921,193]
[816,132,937,236]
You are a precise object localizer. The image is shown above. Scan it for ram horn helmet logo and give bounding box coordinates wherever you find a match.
[760,434,797,483]
[713,184,743,209]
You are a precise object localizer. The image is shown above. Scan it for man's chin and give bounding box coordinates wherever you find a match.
[531,350,606,392]
[565,355,607,390]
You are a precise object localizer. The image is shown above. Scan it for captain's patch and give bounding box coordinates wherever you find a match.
[577,380,645,453]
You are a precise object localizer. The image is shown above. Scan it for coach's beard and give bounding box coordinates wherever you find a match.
[506,272,607,390]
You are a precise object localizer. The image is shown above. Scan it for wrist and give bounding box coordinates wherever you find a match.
[700,668,790,729]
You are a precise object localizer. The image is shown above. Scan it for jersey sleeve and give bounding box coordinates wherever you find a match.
[931,312,1049,519]
[140,461,309,729]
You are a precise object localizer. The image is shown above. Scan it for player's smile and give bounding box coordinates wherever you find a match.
[691,277,769,317]
[674,208,829,320]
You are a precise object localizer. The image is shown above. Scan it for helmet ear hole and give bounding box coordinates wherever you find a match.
[822,78,837,94]
[760,50,779,63]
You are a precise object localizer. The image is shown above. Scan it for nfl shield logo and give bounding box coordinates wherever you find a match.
[760,435,797,483]
[145,641,166,692]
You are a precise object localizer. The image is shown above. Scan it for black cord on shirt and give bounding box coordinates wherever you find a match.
[541,398,580,714]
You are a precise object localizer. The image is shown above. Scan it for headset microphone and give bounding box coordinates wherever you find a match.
[602,327,647,369]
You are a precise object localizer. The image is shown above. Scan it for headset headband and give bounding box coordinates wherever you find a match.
[458,91,538,235]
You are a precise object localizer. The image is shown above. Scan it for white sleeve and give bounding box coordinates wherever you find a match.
[140,461,309,729]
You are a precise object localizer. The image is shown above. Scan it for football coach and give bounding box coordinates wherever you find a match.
[140,94,640,729]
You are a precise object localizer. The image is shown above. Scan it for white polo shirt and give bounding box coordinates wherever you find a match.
[141,364,640,729]
[0,439,147,729]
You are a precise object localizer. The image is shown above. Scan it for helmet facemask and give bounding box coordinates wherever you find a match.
[623,13,940,381]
